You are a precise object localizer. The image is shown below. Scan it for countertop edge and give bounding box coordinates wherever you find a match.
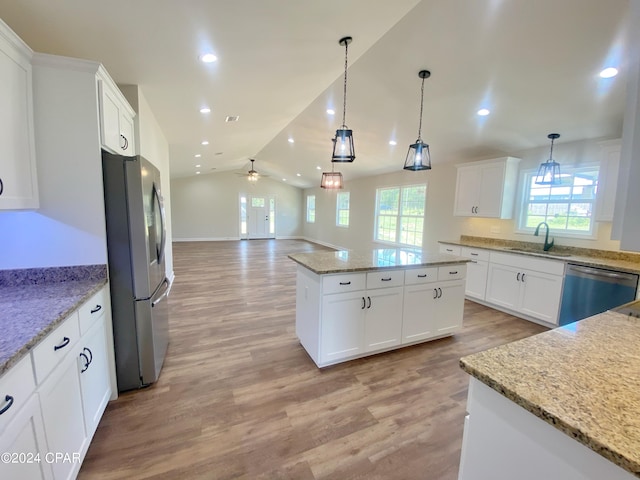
[459,349,640,477]
[288,255,469,275]
[0,278,108,376]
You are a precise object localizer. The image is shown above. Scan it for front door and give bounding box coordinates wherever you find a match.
[248,196,272,239]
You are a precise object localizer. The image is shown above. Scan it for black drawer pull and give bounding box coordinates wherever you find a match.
[449,271,458,275]
[446,248,453,252]
[381,278,392,281]
[83,347,93,365]
[80,352,90,373]
[417,274,427,278]
[0,177,3,196]
[90,304,102,314]
[339,281,351,285]
[0,395,14,415]
[470,253,478,256]
[54,337,70,351]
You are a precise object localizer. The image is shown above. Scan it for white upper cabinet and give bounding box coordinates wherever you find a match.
[0,19,38,209]
[98,75,136,155]
[595,140,620,222]
[454,157,520,218]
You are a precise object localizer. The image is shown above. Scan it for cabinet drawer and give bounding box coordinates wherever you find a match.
[440,244,461,256]
[366,270,404,289]
[438,264,467,281]
[461,247,490,262]
[405,267,438,285]
[32,312,80,384]
[79,286,108,335]
[0,355,36,435]
[322,273,366,294]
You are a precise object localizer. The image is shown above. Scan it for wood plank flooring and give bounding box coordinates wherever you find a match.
[79,240,546,480]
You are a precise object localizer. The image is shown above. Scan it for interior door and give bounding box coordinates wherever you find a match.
[248,196,273,239]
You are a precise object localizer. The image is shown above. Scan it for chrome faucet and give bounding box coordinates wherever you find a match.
[534,222,554,251]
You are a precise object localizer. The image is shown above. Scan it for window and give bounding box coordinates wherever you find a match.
[375,184,426,247]
[519,166,599,236]
[306,195,315,223]
[336,192,350,227]
[240,196,247,235]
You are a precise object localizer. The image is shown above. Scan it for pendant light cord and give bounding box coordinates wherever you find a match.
[417,76,425,141]
[342,40,348,128]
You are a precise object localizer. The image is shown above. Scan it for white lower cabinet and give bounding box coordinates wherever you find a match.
[0,285,114,480]
[460,247,490,301]
[486,252,564,325]
[297,264,467,367]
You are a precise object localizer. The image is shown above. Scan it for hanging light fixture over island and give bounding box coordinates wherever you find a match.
[404,70,432,171]
[331,36,356,163]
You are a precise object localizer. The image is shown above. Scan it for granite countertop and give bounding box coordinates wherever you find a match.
[460,311,640,477]
[288,248,468,275]
[0,265,107,376]
[440,235,640,275]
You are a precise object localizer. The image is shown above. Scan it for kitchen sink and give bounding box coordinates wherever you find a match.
[506,247,572,258]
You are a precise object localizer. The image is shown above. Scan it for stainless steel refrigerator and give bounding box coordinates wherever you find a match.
[102,151,170,392]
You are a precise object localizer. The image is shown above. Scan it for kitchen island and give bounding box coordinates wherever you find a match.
[458,311,640,480]
[288,248,468,367]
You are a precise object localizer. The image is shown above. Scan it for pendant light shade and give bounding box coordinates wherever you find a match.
[332,36,355,163]
[535,133,561,185]
[320,171,344,189]
[404,70,432,171]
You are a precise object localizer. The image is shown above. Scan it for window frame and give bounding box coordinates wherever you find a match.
[516,165,600,239]
[374,183,427,248]
[336,191,350,227]
[306,195,316,223]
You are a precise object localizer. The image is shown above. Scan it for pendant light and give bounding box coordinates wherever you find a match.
[535,133,561,185]
[331,36,355,163]
[403,70,432,171]
[322,140,344,188]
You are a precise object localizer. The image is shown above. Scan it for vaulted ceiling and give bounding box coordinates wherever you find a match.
[0,0,631,188]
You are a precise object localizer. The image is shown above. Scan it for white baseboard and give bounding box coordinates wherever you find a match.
[301,237,344,251]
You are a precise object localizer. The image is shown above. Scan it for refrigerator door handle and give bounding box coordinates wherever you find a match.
[151,277,171,307]
[153,181,167,265]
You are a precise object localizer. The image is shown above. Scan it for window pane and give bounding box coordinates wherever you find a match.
[375,184,426,247]
[379,188,400,215]
[306,195,315,223]
[401,185,426,216]
[377,216,397,242]
[251,197,265,208]
[336,192,350,227]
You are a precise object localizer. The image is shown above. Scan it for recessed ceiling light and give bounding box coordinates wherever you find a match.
[316,166,322,170]
[282,178,287,182]
[201,140,209,145]
[225,116,239,122]
[296,173,302,177]
[599,67,618,78]
[200,53,217,63]
[326,109,335,115]
[200,107,211,114]
[196,171,201,175]
[389,140,397,146]
[195,154,201,158]
[288,138,295,143]
[195,164,201,168]
[477,108,491,116]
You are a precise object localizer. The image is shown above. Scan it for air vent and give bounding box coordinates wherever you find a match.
[225,116,239,123]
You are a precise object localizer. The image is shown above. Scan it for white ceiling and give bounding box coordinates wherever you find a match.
[0,0,631,188]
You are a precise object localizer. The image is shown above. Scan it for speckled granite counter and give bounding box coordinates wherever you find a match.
[288,248,468,274]
[0,265,107,376]
[460,311,640,477]
[440,235,640,275]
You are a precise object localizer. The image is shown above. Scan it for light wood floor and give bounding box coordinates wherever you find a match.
[79,240,546,480]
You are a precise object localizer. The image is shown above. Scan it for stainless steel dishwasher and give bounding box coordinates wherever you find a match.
[558,264,639,326]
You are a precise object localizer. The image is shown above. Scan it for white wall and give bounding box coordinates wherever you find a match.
[121,85,174,278]
[171,172,303,241]
[303,164,465,251]
[303,138,622,252]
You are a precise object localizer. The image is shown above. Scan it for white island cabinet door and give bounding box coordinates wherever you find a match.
[402,283,438,343]
[435,281,465,335]
[486,263,520,311]
[364,286,403,352]
[320,291,365,364]
[519,270,563,325]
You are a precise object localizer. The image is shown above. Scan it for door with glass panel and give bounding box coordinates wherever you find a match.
[243,195,275,239]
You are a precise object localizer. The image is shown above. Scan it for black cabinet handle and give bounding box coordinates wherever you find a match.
[90,304,102,314]
[449,271,458,275]
[0,395,14,415]
[120,134,128,150]
[470,253,478,256]
[438,288,443,298]
[367,296,371,309]
[516,272,521,282]
[446,248,453,252]
[83,347,93,365]
[433,288,438,299]
[521,273,526,282]
[417,274,427,278]
[80,352,90,373]
[339,281,351,285]
[0,177,3,196]
[381,278,392,282]
[54,337,70,351]
[361,297,366,309]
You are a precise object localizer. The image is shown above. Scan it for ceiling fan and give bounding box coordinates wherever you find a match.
[236,158,267,182]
